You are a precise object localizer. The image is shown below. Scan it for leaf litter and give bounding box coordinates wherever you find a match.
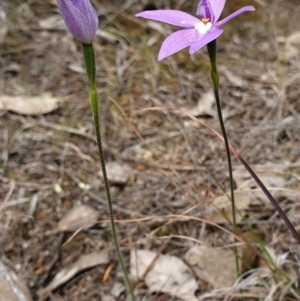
[204,164,296,224]
[1,0,300,300]
[0,260,32,301]
[0,94,64,115]
[130,249,199,301]
[46,204,100,234]
[40,248,111,296]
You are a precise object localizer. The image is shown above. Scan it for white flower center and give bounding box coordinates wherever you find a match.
[195,21,212,35]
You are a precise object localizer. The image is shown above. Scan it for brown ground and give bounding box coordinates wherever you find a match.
[1,0,300,300]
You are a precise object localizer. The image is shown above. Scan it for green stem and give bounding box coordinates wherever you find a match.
[206,40,240,278]
[83,44,135,301]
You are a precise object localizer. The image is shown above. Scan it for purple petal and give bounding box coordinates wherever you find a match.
[216,6,255,27]
[207,0,226,21]
[189,28,223,54]
[158,29,196,61]
[57,0,98,44]
[135,10,200,28]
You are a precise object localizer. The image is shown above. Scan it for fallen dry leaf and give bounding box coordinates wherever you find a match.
[130,249,199,301]
[0,94,63,115]
[99,161,132,184]
[40,249,110,295]
[182,91,215,118]
[286,31,300,45]
[240,231,262,274]
[277,31,300,46]
[277,31,300,63]
[51,205,100,234]
[279,45,299,63]
[0,260,32,301]
[185,238,261,289]
[205,193,256,224]
[184,245,237,288]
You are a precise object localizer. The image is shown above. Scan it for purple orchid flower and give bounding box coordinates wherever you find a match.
[136,0,255,61]
[57,0,98,45]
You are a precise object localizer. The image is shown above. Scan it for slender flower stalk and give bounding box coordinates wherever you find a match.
[56,1,134,300]
[136,0,255,278]
[83,45,135,301]
[207,39,239,277]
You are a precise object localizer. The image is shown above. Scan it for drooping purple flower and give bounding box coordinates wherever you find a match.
[135,0,255,61]
[57,0,99,45]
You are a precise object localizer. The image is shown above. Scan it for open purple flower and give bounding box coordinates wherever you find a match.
[57,0,98,45]
[136,0,255,61]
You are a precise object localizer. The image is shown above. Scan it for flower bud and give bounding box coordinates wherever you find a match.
[57,0,98,45]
